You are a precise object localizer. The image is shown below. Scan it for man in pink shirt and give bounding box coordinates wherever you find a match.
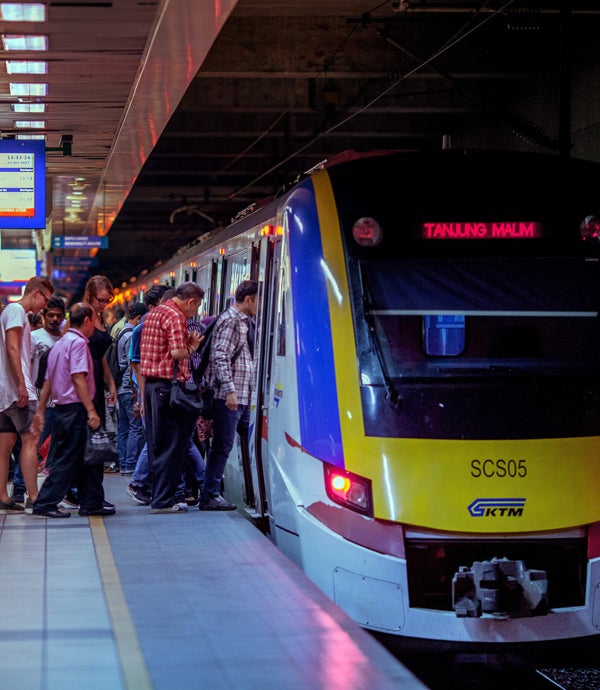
[31,303,104,519]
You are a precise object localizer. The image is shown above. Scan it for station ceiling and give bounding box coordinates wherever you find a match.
[1,0,599,299]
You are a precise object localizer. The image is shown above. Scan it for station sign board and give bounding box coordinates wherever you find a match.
[0,140,46,230]
[52,236,108,249]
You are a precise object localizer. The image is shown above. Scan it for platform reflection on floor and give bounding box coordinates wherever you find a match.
[0,474,425,690]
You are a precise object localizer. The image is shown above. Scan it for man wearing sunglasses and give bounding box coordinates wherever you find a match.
[0,276,54,512]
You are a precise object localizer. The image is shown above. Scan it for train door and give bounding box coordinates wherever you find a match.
[247,230,282,523]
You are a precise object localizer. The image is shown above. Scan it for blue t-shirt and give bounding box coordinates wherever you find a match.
[128,312,147,364]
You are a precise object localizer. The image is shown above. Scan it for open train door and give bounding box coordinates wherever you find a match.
[244,229,282,529]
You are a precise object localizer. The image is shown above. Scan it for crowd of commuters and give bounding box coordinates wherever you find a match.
[0,273,258,519]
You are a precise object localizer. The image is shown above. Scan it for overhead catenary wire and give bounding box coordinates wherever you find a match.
[229,0,517,201]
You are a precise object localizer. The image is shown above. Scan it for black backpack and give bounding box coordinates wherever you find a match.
[190,312,252,387]
[105,326,133,388]
[35,346,52,391]
[190,317,219,386]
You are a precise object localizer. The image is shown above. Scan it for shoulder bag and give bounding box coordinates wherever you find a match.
[169,360,203,415]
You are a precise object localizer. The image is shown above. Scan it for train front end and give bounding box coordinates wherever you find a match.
[282,150,600,643]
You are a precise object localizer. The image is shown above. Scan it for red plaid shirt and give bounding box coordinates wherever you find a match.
[140,299,191,381]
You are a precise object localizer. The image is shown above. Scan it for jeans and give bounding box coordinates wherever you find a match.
[117,392,145,473]
[132,442,150,488]
[187,436,205,484]
[201,398,249,500]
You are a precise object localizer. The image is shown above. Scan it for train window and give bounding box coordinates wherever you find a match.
[277,287,286,357]
[423,315,465,356]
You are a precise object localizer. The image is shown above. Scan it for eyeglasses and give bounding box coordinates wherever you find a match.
[38,290,51,304]
[95,296,113,305]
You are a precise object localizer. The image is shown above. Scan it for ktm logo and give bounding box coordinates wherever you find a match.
[468,497,525,517]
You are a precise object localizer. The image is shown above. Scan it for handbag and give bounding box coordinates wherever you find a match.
[84,426,118,466]
[169,360,203,415]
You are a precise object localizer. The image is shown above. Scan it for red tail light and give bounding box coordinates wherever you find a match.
[324,464,373,516]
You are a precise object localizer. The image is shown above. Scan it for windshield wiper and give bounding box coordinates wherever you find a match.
[359,267,403,409]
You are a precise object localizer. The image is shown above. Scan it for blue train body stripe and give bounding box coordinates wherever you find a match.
[285,179,344,468]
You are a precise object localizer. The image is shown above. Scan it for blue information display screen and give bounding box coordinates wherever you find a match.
[0,140,46,230]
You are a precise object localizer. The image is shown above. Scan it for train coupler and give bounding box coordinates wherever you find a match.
[452,556,548,618]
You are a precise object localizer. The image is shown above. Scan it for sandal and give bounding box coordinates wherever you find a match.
[0,498,25,512]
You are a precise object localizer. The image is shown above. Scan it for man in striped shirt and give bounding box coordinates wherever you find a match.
[200,280,258,511]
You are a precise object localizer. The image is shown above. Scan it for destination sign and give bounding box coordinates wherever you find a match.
[420,222,543,240]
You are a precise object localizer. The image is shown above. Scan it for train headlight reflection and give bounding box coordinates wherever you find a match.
[324,464,373,516]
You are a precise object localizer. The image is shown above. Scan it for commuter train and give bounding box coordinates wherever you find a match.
[130,149,600,644]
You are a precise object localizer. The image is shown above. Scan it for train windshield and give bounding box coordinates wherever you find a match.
[329,151,600,440]
[361,255,598,377]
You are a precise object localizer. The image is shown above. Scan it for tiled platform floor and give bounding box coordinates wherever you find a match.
[0,474,425,690]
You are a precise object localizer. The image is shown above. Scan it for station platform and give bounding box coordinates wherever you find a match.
[0,474,425,690]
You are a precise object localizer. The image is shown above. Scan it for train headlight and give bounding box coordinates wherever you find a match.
[324,464,373,516]
[580,215,600,243]
[352,217,383,247]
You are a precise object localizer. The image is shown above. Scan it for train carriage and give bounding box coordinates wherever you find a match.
[134,149,600,643]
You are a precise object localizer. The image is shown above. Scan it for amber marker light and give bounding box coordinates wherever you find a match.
[261,225,283,236]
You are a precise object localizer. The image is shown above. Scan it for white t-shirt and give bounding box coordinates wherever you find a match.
[0,303,36,411]
[31,328,60,388]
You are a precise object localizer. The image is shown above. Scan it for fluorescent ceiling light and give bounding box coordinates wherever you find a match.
[10,83,48,96]
[0,4,46,21]
[12,103,45,113]
[1,35,48,50]
[15,120,45,128]
[6,60,47,74]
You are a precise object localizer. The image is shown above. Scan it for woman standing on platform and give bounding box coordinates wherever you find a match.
[82,275,117,430]
[64,275,117,514]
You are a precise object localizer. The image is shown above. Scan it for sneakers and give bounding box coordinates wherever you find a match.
[199,495,236,511]
[127,484,151,505]
[11,491,25,504]
[148,502,188,514]
[79,506,116,517]
[0,498,25,513]
[61,489,79,508]
[32,508,70,519]
[58,498,79,511]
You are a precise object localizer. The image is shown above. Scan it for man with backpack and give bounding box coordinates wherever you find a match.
[199,279,258,511]
[111,302,147,475]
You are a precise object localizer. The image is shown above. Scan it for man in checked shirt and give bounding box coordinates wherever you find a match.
[199,280,258,511]
[140,282,204,513]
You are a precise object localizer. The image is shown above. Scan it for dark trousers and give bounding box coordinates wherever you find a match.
[201,398,249,499]
[34,403,104,512]
[144,379,197,509]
